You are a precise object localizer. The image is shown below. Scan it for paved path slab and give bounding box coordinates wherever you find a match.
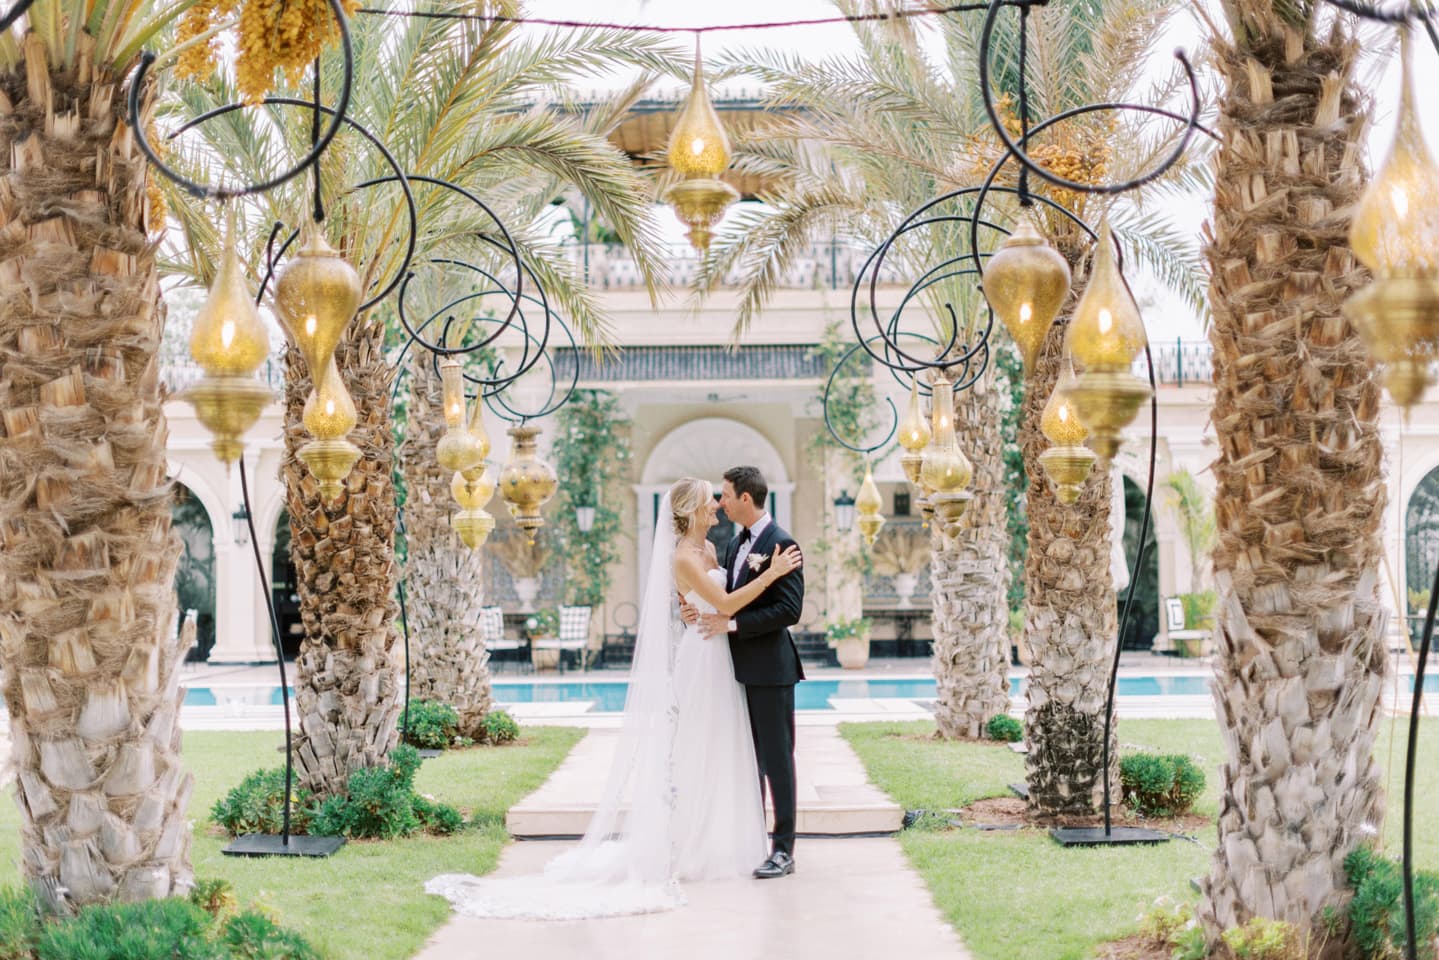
[506,726,903,837]
[412,837,971,960]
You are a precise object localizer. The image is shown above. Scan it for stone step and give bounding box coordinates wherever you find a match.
[506,726,904,839]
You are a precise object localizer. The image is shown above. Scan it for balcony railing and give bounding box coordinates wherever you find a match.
[1140,339,1213,388]
[565,239,905,291]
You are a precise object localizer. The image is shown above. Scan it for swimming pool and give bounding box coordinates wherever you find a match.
[177,673,1439,712]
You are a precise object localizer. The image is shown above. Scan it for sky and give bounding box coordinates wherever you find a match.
[519,0,1439,344]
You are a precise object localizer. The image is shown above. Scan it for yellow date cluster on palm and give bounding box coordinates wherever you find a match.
[176,0,361,104]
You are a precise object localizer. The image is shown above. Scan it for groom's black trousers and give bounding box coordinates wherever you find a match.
[744,683,797,857]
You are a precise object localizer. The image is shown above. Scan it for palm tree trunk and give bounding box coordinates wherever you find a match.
[1021,318,1118,815]
[284,321,403,797]
[1199,12,1386,935]
[930,371,1013,739]
[0,36,194,908]
[399,356,492,740]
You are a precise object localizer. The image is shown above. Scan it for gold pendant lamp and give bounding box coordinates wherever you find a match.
[274,218,364,502]
[435,357,487,476]
[981,210,1072,373]
[1062,220,1150,463]
[1343,26,1439,414]
[1037,358,1096,504]
[896,378,931,489]
[855,463,886,546]
[919,377,973,539]
[498,423,559,545]
[180,206,274,464]
[663,38,740,252]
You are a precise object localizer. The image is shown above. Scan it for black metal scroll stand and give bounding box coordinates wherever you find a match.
[1049,344,1168,848]
[222,458,345,858]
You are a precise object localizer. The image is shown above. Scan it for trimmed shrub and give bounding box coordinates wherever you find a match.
[1345,846,1439,960]
[37,898,221,960]
[189,878,239,919]
[1118,753,1205,817]
[310,745,464,840]
[1220,917,1304,960]
[0,888,40,960]
[218,910,320,960]
[402,700,467,751]
[211,768,313,837]
[483,710,520,744]
[985,714,1023,743]
[1137,897,1192,946]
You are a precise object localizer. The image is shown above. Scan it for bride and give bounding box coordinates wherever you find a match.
[426,477,803,919]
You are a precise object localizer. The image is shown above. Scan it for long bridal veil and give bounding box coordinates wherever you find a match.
[425,492,686,919]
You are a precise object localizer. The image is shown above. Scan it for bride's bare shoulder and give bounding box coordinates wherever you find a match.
[673,543,706,590]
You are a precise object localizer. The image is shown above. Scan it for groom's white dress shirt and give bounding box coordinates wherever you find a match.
[726,513,773,630]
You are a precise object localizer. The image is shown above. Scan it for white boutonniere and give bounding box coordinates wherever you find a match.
[747,552,768,573]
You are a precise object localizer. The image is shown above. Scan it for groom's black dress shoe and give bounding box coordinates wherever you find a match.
[753,851,795,879]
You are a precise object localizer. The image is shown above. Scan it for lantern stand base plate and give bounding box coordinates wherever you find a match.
[417,749,443,760]
[1008,783,1028,801]
[223,834,346,858]
[1049,826,1170,848]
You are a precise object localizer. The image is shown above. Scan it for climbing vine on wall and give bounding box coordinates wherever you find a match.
[550,390,632,607]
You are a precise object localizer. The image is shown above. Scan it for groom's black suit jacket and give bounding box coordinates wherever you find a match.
[724,520,805,686]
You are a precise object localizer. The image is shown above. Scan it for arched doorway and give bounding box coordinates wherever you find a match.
[270,509,303,658]
[1405,464,1439,639]
[1119,476,1159,650]
[636,417,793,581]
[171,484,216,661]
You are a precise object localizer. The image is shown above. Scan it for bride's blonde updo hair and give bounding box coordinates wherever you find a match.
[669,477,712,537]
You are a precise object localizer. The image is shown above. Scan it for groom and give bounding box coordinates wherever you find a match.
[694,465,804,880]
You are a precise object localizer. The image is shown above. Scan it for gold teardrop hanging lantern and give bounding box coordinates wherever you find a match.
[498,423,559,545]
[297,357,362,503]
[180,205,274,464]
[1037,358,1096,505]
[919,377,973,539]
[981,211,1072,373]
[663,39,739,253]
[897,378,931,488]
[1343,26,1439,414]
[1063,220,1151,463]
[451,466,497,550]
[435,357,486,476]
[855,463,886,546]
[274,219,363,381]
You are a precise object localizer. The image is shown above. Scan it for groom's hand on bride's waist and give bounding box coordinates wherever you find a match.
[700,613,732,638]
[678,598,699,626]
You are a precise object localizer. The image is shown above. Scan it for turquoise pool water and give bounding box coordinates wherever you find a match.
[178,673,1439,712]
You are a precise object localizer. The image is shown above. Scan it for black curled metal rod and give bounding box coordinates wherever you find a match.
[484,306,580,423]
[0,0,37,32]
[1100,340,1158,836]
[174,100,417,313]
[128,0,354,201]
[822,337,901,456]
[1404,540,1439,958]
[238,457,296,844]
[977,0,1205,196]
[366,174,528,346]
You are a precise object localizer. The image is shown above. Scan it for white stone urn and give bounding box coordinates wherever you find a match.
[513,576,541,613]
[893,572,919,610]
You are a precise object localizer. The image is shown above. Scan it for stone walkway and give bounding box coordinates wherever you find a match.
[412,726,971,960]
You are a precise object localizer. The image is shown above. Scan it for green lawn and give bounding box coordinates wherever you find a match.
[842,716,1439,960]
[0,726,584,960]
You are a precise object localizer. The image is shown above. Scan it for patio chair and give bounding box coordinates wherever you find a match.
[532,605,593,673]
[480,605,527,673]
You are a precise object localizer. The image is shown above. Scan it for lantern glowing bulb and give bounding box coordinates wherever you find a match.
[1343,26,1439,414]
[274,218,362,382]
[436,357,485,475]
[981,211,1072,373]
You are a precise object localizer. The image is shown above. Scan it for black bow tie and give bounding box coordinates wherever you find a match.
[737,527,751,545]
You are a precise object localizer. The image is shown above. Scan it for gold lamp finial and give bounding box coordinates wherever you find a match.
[981,211,1072,373]
[1343,26,1439,414]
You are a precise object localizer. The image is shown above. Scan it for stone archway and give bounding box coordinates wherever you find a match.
[635,417,793,584]
[1405,463,1439,641]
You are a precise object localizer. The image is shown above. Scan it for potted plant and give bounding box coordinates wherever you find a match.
[870,527,928,609]
[826,616,873,670]
[1171,590,1216,657]
[526,607,561,670]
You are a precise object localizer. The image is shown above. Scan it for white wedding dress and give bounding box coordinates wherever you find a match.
[426,504,767,920]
